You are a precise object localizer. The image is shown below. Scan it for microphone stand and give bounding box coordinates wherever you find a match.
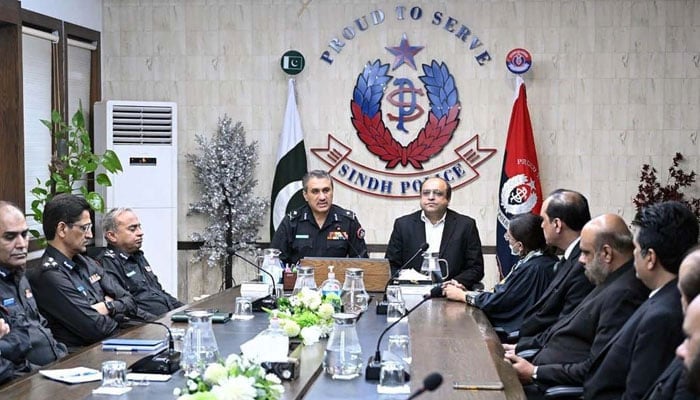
[227,248,279,311]
[377,243,429,314]
[366,295,432,381]
[125,317,181,374]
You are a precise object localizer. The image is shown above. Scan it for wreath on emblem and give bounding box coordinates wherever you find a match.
[351,59,461,169]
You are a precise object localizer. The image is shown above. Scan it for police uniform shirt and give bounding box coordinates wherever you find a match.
[0,265,66,366]
[26,245,139,348]
[98,246,183,317]
[270,204,368,264]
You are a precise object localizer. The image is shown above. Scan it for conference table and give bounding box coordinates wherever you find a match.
[0,286,524,399]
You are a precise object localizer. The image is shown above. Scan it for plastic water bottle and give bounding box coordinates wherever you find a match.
[258,317,289,362]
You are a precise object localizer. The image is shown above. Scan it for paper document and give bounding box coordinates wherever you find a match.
[397,269,432,282]
[40,367,101,384]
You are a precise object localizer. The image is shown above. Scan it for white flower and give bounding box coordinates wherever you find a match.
[299,288,322,310]
[187,379,199,392]
[265,373,282,384]
[203,363,228,385]
[270,384,285,395]
[173,387,182,396]
[317,303,335,319]
[210,376,257,400]
[224,353,242,369]
[289,295,301,307]
[300,325,322,345]
[282,320,301,337]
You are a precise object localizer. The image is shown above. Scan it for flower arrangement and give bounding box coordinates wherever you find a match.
[174,354,284,400]
[271,288,340,344]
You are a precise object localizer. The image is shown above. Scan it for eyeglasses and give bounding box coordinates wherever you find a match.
[421,189,445,198]
[69,223,93,233]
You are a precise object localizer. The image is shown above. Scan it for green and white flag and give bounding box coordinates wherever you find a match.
[270,78,308,238]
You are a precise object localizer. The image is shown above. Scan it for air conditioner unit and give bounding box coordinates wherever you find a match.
[93,100,178,297]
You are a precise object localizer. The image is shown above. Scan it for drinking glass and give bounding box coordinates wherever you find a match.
[233,296,254,320]
[385,285,403,303]
[387,334,412,365]
[386,301,405,323]
[101,360,127,388]
[377,360,409,394]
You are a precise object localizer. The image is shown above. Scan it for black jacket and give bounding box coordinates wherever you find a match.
[27,246,143,348]
[518,242,595,340]
[97,246,183,317]
[643,357,698,400]
[584,280,685,400]
[385,209,484,289]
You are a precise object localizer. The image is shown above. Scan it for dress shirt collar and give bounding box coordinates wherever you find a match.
[563,236,581,261]
[420,210,446,226]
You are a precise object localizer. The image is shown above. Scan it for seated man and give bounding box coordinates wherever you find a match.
[271,170,368,264]
[27,194,151,349]
[516,189,595,340]
[385,177,484,289]
[0,201,66,372]
[583,202,698,399]
[677,296,700,396]
[97,208,183,317]
[443,213,557,333]
[504,214,649,397]
[644,246,700,400]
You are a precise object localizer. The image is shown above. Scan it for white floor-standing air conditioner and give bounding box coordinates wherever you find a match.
[94,100,178,297]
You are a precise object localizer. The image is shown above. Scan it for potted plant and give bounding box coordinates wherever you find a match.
[29,104,123,237]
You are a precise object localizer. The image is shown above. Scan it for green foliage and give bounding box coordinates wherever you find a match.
[29,104,123,237]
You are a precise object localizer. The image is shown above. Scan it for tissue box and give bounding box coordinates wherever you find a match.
[283,272,297,291]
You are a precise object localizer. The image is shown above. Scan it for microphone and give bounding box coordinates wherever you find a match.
[406,372,443,399]
[366,295,434,381]
[227,247,279,311]
[377,242,429,314]
[125,317,181,374]
[341,232,368,258]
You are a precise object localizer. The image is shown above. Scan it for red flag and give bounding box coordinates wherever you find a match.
[496,76,543,275]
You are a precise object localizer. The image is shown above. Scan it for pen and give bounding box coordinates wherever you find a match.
[452,382,504,390]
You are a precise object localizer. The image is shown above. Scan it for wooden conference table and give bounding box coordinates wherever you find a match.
[0,287,524,400]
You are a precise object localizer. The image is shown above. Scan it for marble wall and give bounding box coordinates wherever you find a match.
[101,0,700,300]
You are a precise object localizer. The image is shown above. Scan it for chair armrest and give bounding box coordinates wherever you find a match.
[544,385,583,399]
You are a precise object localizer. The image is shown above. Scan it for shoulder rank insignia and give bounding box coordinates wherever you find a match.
[288,209,300,220]
[144,265,153,273]
[103,249,116,259]
[25,288,33,299]
[42,257,58,269]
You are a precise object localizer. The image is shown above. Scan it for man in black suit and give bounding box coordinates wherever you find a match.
[514,189,595,341]
[385,177,484,289]
[678,296,700,396]
[644,247,700,400]
[504,214,649,397]
[584,202,699,399]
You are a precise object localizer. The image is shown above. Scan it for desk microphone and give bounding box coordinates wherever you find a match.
[377,242,429,315]
[341,232,368,258]
[124,317,181,374]
[226,247,278,311]
[366,294,434,381]
[406,372,443,399]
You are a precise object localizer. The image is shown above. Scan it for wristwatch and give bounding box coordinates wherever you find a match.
[105,300,115,315]
[465,293,476,306]
[532,366,538,381]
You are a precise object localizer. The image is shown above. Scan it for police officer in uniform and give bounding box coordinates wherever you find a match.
[0,201,66,375]
[27,195,153,349]
[97,208,183,317]
[0,311,16,384]
[271,170,368,265]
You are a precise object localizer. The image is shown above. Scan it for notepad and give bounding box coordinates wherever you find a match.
[40,367,101,384]
[102,338,167,352]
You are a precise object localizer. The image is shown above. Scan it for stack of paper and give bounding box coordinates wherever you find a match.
[101,338,167,352]
[39,367,101,384]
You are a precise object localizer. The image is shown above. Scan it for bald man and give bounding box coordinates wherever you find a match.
[505,214,649,397]
[584,202,698,399]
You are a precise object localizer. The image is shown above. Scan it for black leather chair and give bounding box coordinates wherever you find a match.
[544,385,583,399]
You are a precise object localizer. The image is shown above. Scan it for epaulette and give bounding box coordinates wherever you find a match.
[103,249,116,259]
[339,209,357,220]
[42,257,59,270]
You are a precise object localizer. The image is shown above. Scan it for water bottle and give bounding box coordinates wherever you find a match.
[292,265,317,295]
[323,313,362,380]
[257,317,289,362]
[320,265,342,311]
[181,310,220,375]
[340,268,369,314]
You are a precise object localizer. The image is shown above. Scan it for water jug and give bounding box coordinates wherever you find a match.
[420,252,449,283]
[340,268,369,314]
[181,310,220,375]
[323,313,362,380]
[292,265,317,295]
[257,248,283,287]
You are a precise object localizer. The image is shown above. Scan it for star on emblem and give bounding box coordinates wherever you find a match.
[385,34,424,71]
